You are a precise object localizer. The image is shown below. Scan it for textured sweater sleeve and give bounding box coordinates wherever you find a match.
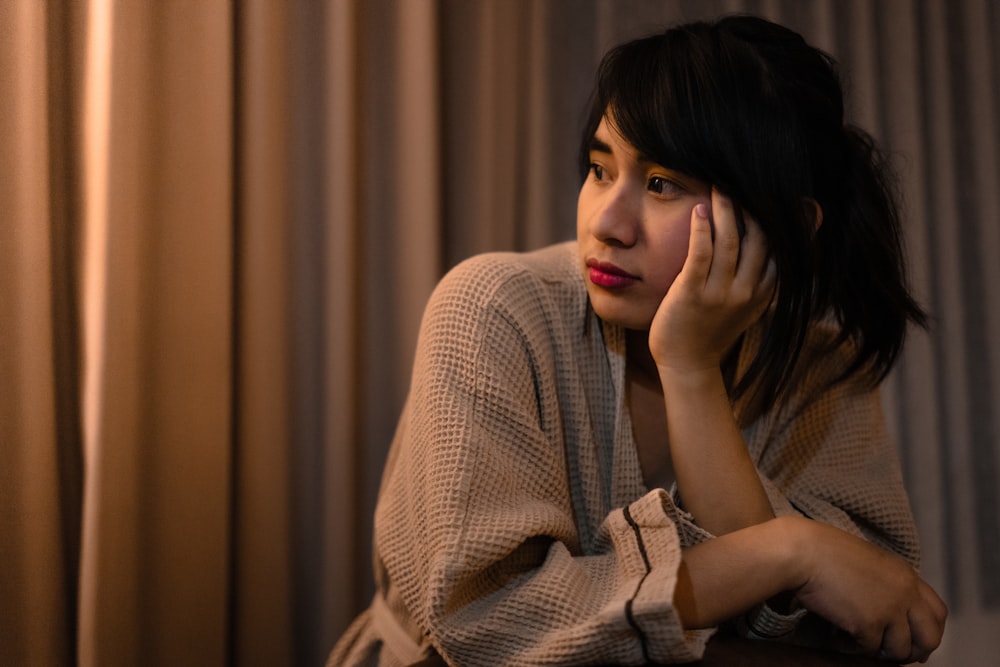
[746,336,920,568]
[374,255,712,666]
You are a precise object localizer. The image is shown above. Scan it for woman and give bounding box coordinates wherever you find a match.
[330,15,946,666]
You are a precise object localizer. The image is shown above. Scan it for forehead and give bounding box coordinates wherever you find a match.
[591,114,712,194]
[591,115,653,164]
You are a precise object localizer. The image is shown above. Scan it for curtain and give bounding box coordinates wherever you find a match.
[1,1,996,665]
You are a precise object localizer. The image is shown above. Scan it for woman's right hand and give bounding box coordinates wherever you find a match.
[787,517,947,663]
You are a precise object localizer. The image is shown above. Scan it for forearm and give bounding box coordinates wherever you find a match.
[661,366,773,535]
[674,516,802,628]
[679,515,947,662]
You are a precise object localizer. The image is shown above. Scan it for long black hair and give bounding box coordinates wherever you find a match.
[579,14,927,406]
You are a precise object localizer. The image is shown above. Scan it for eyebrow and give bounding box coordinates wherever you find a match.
[588,135,659,166]
[588,137,613,155]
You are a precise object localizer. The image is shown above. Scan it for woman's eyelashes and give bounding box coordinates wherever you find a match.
[588,157,690,198]
[647,175,684,196]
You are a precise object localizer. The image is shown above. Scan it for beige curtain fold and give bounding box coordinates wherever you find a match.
[74,1,235,664]
[232,1,295,663]
[1,1,997,666]
[1,1,74,664]
[325,0,364,651]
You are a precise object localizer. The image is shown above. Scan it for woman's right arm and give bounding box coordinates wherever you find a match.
[676,516,947,664]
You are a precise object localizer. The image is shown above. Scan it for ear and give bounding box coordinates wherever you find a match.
[803,197,823,233]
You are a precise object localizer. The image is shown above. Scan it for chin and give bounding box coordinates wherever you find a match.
[589,296,652,331]
[603,316,652,331]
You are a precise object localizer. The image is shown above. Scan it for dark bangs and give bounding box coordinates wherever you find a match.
[579,24,718,185]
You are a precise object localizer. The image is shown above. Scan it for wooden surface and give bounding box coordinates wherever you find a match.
[411,631,901,666]
[686,631,900,666]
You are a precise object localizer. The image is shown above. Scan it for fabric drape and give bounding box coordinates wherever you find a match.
[1,1,997,666]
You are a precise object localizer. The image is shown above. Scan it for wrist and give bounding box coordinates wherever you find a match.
[770,516,816,592]
[657,363,725,393]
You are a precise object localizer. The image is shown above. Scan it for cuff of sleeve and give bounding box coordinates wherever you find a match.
[666,484,715,546]
[736,601,809,641]
[624,490,715,663]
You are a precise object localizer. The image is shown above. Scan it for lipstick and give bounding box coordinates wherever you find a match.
[586,259,638,288]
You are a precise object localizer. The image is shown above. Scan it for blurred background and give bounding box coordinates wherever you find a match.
[2,0,997,665]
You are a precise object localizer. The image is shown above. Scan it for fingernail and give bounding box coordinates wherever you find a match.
[694,203,708,219]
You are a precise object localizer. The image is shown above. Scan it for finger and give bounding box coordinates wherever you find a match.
[734,212,770,287]
[760,257,777,295]
[906,584,947,660]
[921,578,949,626]
[854,631,884,658]
[835,620,885,658]
[830,628,879,657]
[678,202,714,287]
[706,189,741,279]
[748,259,778,321]
[878,620,912,663]
[730,213,775,321]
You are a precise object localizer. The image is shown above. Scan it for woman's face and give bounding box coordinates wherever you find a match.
[577,116,711,330]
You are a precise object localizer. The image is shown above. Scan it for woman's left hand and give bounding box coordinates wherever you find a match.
[648,188,776,375]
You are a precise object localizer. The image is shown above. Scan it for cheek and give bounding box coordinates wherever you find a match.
[575,187,594,237]
[647,222,692,291]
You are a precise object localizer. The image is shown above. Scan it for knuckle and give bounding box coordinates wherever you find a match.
[731,284,754,305]
[689,245,713,262]
[717,235,740,254]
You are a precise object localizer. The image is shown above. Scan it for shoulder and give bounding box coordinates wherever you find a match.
[738,317,873,425]
[745,317,863,392]
[427,242,583,326]
[796,318,867,393]
[437,241,579,293]
[412,242,593,412]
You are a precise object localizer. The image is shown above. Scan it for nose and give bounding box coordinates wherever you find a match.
[589,184,639,247]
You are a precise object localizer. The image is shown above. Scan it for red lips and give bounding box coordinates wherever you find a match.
[586,258,638,288]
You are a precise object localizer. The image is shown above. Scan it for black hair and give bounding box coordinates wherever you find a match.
[579,14,927,406]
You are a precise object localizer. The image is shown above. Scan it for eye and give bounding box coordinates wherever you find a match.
[647,176,683,196]
[589,163,606,181]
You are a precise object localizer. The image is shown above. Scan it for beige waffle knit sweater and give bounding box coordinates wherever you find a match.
[329,242,919,666]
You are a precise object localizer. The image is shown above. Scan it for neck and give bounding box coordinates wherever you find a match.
[625,329,660,383]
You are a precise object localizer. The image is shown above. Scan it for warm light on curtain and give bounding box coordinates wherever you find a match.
[1,1,71,664]
[77,0,111,659]
[1,1,997,666]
